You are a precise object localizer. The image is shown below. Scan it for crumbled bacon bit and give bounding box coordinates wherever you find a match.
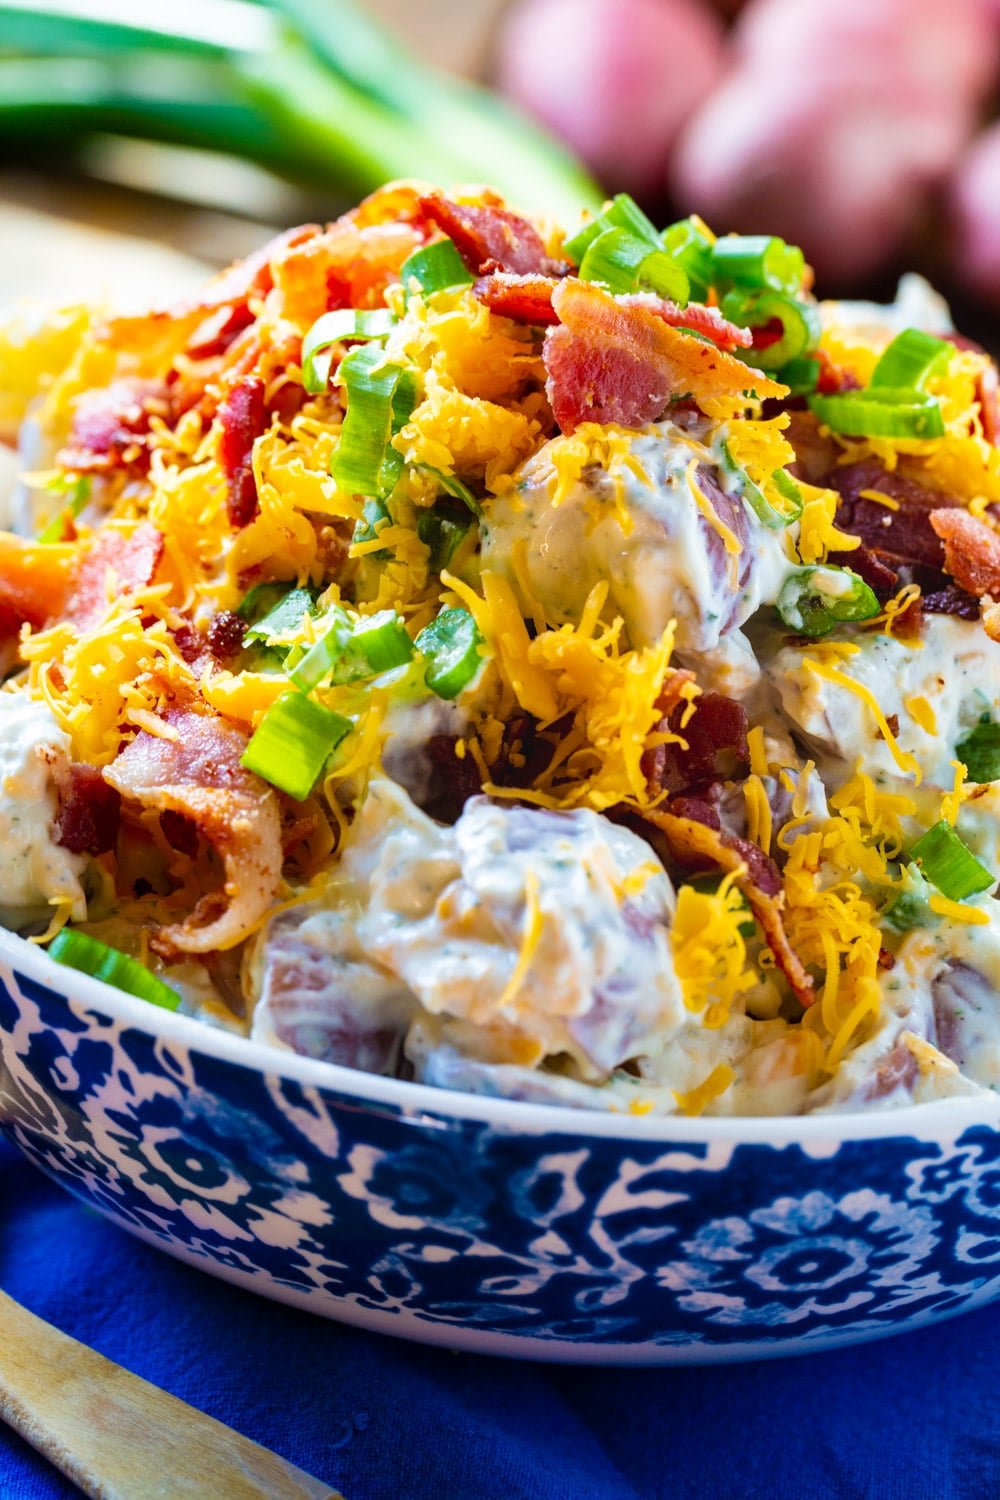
[207,610,247,660]
[218,375,267,528]
[644,692,749,798]
[65,522,164,630]
[929,508,1000,598]
[185,302,256,361]
[622,294,753,352]
[472,272,561,325]
[54,764,121,856]
[58,378,166,475]
[543,279,783,434]
[419,191,568,277]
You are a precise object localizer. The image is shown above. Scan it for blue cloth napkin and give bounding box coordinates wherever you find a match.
[2,1135,998,1500]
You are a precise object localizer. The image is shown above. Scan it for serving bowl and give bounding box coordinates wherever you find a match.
[1,926,998,1366]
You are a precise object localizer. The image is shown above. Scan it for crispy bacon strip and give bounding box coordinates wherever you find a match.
[65,522,164,630]
[218,375,268,528]
[544,280,784,434]
[644,692,749,797]
[419,191,567,277]
[472,272,561,325]
[54,764,121,856]
[58,378,166,475]
[104,710,282,955]
[640,803,816,1008]
[620,295,753,352]
[929,509,1000,599]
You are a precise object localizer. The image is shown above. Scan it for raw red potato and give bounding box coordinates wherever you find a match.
[950,120,1000,304]
[495,0,726,199]
[671,0,998,285]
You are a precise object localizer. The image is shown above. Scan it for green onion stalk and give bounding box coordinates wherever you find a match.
[0,0,601,220]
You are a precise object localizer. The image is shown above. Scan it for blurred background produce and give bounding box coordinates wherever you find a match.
[2,0,1000,321]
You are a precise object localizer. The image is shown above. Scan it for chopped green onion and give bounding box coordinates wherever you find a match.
[400,238,473,296]
[349,609,414,674]
[48,929,180,1012]
[237,580,289,625]
[722,443,802,530]
[242,585,317,645]
[955,717,1000,784]
[330,344,419,500]
[720,288,820,371]
[241,690,351,800]
[776,565,880,635]
[910,821,994,901]
[564,192,661,265]
[869,328,952,392]
[290,607,353,691]
[38,474,90,542]
[808,387,946,440]
[710,234,805,295]
[417,510,472,572]
[420,464,481,516]
[578,227,689,305]
[300,307,395,396]
[416,607,484,699]
[660,217,714,302]
[777,355,821,397]
[352,497,390,550]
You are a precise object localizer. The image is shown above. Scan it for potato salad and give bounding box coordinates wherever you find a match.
[1,184,999,1117]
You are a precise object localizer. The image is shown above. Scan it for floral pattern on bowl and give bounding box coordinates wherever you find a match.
[1,930,998,1365]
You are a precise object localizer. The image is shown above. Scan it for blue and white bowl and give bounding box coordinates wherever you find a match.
[1,926,998,1365]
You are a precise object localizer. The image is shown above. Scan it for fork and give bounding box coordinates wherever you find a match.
[0,1289,342,1499]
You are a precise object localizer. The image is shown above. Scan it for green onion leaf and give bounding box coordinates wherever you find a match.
[38,474,90,543]
[578,227,689,305]
[910,821,995,901]
[416,607,484,699]
[808,387,946,440]
[330,344,420,500]
[720,288,820,371]
[242,585,318,646]
[300,307,395,396]
[710,234,805,295]
[417,511,472,572]
[290,607,354,691]
[869,328,953,392]
[564,193,661,265]
[955,717,1000,784]
[777,355,821,397]
[660,217,714,302]
[883,866,938,932]
[776,565,880,635]
[722,443,803,530]
[48,929,180,1011]
[241,690,351,800]
[349,609,414,674]
[400,238,474,296]
[420,464,481,516]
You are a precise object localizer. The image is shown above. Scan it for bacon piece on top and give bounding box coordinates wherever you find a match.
[620,294,753,352]
[54,764,121,856]
[644,692,750,798]
[472,273,561,325]
[59,378,166,475]
[104,710,282,955]
[543,279,783,434]
[218,375,268,528]
[419,191,567,277]
[930,508,1000,598]
[65,522,164,630]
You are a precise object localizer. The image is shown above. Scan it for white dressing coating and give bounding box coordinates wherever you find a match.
[0,695,86,923]
[480,421,793,655]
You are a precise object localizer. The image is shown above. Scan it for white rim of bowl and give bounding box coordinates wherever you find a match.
[2,925,998,1145]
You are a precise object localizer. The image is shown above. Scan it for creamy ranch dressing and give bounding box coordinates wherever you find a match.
[480,421,793,655]
[0,696,86,923]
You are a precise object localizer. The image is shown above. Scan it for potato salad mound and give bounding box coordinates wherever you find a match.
[1,183,999,1116]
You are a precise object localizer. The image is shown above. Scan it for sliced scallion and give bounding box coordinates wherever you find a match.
[330,344,419,499]
[710,234,805,295]
[289,607,353,691]
[883,866,937,933]
[722,443,802,530]
[955,718,1000,784]
[660,217,714,302]
[869,328,952,392]
[47,929,181,1012]
[350,609,414,674]
[242,585,317,645]
[300,307,395,396]
[420,465,481,516]
[416,607,484,699]
[910,821,995,901]
[241,690,351,800]
[38,474,90,543]
[417,511,471,572]
[776,566,880,635]
[400,237,473,296]
[564,192,661,265]
[777,355,821,397]
[578,227,689,305]
[720,287,820,371]
[808,387,946,440]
